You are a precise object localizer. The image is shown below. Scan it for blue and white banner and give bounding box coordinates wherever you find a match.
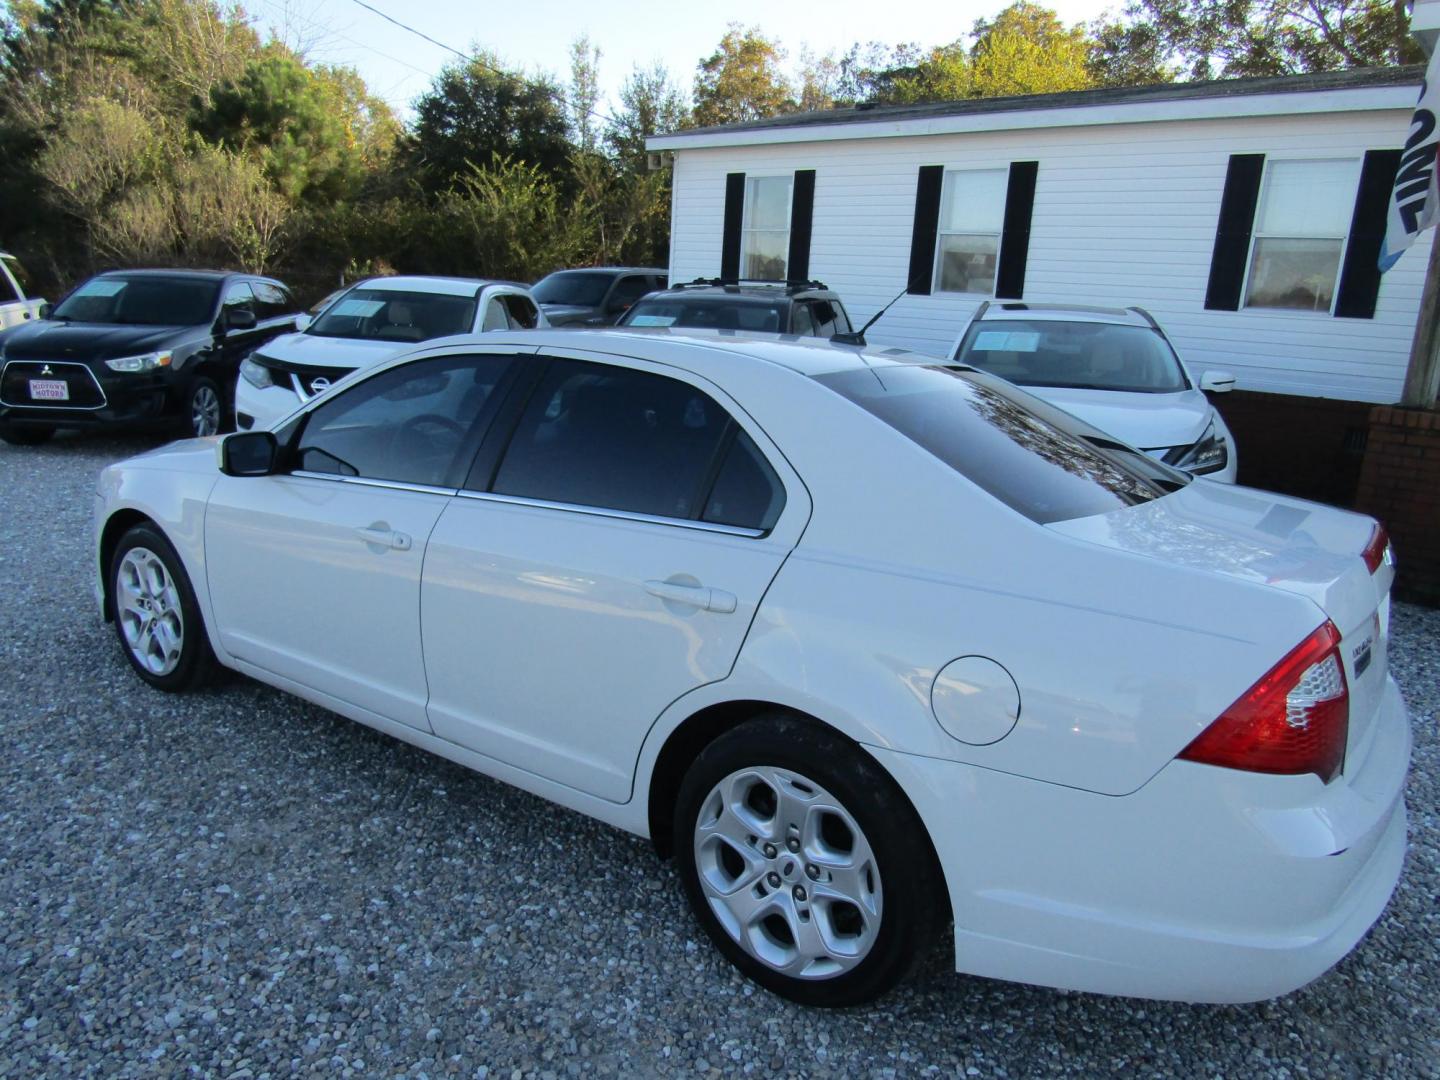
[1381,48,1440,272]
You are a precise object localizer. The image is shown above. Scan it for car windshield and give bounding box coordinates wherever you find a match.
[532,272,613,307]
[955,319,1189,394]
[306,288,478,343]
[816,364,1188,524]
[51,275,220,326]
[622,298,788,333]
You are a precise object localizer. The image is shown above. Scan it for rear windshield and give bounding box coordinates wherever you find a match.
[955,319,1189,393]
[623,299,788,333]
[532,271,613,307]
[306,288,477,343]
[815,364,1188,524]
[51,275,219,326]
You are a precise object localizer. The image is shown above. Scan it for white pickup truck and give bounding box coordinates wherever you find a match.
[1,251,45,331]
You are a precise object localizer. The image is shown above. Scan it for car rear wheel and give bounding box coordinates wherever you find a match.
[0,423,54,446]
[187,376,225,437]
[110,523,214,692]
[673,715,945,1006]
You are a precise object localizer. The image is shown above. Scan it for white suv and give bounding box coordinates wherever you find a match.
[235,276,547,431]
[0,251,45,331]
[951,303,1239,483]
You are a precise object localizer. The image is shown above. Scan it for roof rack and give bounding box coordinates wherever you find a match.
[1126,305,1161,330]
[672,276,830,294]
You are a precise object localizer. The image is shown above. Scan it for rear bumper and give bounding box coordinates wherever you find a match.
[869,675,1410,1003]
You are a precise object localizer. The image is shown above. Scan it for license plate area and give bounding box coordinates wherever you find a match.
[29,378,69,401]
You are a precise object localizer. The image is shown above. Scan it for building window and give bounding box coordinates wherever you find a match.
[934,169,1009,295]
[1243,159,1357,313]
[741,175,792,280]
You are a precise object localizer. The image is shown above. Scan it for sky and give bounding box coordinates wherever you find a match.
[248,0,1121,120]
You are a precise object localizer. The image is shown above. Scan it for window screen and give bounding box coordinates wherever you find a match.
[935,170,1007,295]
[741,176,793,280]
[1244,159,1356,312]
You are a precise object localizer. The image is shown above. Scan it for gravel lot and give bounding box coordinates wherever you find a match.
[1,430,1437,1079]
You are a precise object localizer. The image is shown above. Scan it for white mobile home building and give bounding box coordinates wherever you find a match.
[649,67,1428,407]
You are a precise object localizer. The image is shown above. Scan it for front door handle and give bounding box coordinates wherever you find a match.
[356,525,412,551]
[644,579,737,614]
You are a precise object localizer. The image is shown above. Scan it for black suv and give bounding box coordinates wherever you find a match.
[617,279,854,338]
[0,269,300,445]
[531,267,668,327]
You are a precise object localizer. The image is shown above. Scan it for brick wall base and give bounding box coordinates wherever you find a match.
[1208,390,1371,507]
[1354,406,1440,606]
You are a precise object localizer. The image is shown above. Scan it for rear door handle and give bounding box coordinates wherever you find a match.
[356,525,412,551]
[644,579,737,614]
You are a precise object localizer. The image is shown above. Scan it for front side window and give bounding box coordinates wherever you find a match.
[222,281,256,316]
[0,257,23,302]
[531,271,613,306]
[306,288,479,343]
[501,293,539,329]
[51,275,221,326]
[955,319,1188,393]
[250,281,293,321]
[816,364,1186,524]
[294,354,514,487]
[609,275,654,313]
[1244,159,1356,312]
[935,169,1008,295]
[741,176,792,280]
[481,297,510,331]
[492,359,751,522]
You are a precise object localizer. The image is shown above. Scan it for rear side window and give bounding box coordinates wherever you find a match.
[491,359,745,522]
[815,365,1186,524]
[703,430,784,530]
[809,300,850,336]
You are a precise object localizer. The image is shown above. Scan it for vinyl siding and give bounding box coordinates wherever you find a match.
[666,109,1431,403]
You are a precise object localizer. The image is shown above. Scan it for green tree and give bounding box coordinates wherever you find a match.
[693,24,794,127]
[969,2,1093,96]
[567,34,603,154]
[1087,19,1178,86]
[406,54,572,193]
[607,61,688,165]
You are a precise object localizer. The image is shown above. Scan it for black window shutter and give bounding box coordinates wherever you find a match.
[721,172,745,282]
[1334,149,1402,319]
[1205,154,1266,311]
[787,169,816,283]
[996,161,1039,300]
[907,165,944,295]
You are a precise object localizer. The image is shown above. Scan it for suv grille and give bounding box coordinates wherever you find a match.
[255,357,353,400]
[0,360,106,409]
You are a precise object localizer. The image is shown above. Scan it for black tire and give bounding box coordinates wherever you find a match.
[0,424,55,446]
[185,374,228,437]
[109,523,215,692]
[673,714,945,1007]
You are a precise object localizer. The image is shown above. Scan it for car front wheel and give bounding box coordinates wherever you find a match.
[110,523,214,692]
[673,715,945,1006]
[187,375,225,437]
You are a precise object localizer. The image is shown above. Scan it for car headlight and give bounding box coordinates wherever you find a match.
[240,356,273,389]
[104,350,172,373]
[1166,420,1228,475]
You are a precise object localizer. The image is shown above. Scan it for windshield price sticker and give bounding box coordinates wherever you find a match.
[329,298,386,318]
[74,280,126,298]
[629,315,677,327]
[972,331,1040,353]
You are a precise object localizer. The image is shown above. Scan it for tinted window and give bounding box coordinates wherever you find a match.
[501,294,539,329]
[250,281,293,321]
[52,275,220,326]
[810,300,849,337]
[532,271,613,306]
[492,359,732,520]
[815,365,1187,524]
[307,288,478,343]
[222,281,256,315]
[609,276,652,312]
[481,297,510,331]
[703,430,784,531]
[0,259,20,302]
[789,303,815,336]
[955,319,1188,394]
[295,354,513,487]
[623,299,786,333]
[2,255,31,296]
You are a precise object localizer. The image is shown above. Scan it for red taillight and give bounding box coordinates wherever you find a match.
[1361,524,1392,575]
[1178,622,1348,783]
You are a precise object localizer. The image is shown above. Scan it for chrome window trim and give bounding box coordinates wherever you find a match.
[0,359,109,410]
[290,470,458,497]
[456,489,766,538]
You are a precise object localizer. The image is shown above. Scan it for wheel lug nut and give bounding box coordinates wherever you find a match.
[805,864,820,880]
[786,838,800,852]
[766,872,781,888]
[761,843,777,859]
[793,886,807,902]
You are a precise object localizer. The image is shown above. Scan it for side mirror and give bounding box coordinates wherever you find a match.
[225,307,258,332]
[293,313,312,332]
[38,302,53,320]
[1199,370,1236,393]
[218,430,278,476]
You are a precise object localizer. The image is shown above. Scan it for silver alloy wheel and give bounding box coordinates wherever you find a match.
[693,765,882,980]
[116,547,184,676]
[191,383,221,436]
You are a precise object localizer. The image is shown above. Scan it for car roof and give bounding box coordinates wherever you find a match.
[643,281,839,304]
[95,268,242,281]
[541,267,666,276]
[409,327,939,381]
[976,302,1154,327]
[353,275,526,297]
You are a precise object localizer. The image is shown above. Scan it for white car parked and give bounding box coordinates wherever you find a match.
[95,329,1408,1007]
[234,275,546,431]
[0,250,45,331]
[951,303,1239,482]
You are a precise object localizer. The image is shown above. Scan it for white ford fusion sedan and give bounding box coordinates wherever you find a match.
[94,329,1409,1007]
